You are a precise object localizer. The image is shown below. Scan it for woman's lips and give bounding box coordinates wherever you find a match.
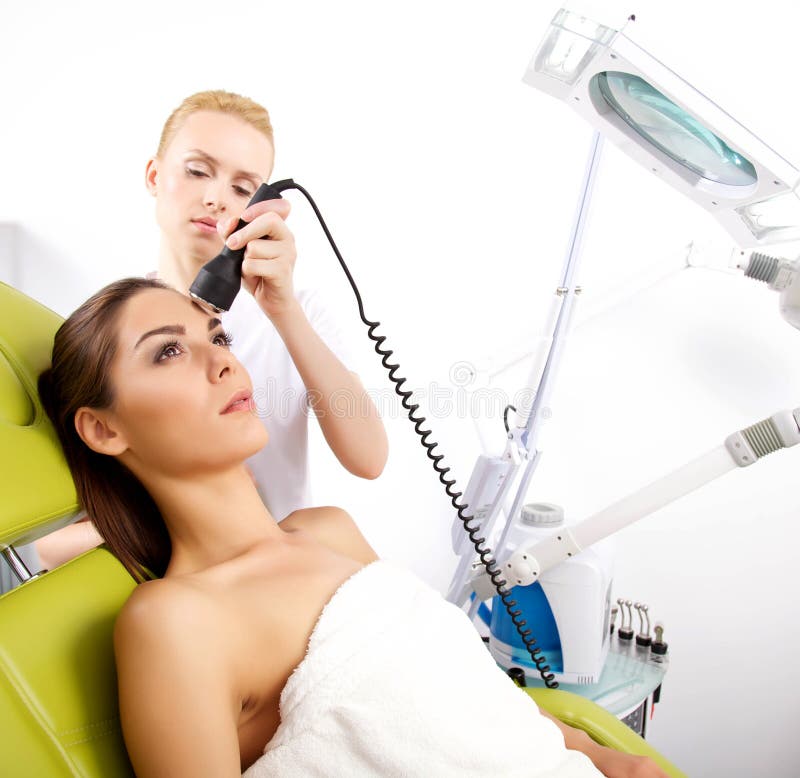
[221,391,254,414]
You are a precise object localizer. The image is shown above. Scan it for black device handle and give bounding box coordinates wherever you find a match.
[188,179,294,313]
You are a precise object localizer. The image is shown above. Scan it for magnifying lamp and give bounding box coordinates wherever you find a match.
[524,8,800,247]
[523,7,800,331]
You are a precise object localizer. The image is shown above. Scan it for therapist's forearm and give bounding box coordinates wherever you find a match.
[35,518,103,570]
[271,301,388,479]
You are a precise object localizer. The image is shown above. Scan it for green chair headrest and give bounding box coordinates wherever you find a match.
[0,282,78,547]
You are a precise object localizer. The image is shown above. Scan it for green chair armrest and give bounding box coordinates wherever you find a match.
[525,688,687,778]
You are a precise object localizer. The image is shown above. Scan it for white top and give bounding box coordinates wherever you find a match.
[242,559,602,777]
[222,288,356,521]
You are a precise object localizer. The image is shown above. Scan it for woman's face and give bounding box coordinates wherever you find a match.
[101,287,268,478]
[146,110,275,267]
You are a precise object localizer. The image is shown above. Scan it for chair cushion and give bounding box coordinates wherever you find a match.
[0,546,137,777]
[0,282,78,547]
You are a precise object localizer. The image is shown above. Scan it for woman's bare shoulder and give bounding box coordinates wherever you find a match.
[112,580,243,776]
[281,507,380,565]
[113,575,220,651]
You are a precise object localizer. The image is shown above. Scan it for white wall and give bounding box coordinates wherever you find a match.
[2,1,799,775]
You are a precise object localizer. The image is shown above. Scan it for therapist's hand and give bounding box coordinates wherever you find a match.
[218,198,297,321]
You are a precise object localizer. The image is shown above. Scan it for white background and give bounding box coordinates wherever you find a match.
[2,1,799,775]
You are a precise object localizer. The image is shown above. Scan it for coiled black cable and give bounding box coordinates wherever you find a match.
[284,180,557,688]
[503,404,518,435]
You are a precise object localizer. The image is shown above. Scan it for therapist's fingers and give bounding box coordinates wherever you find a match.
[216,199,291,242]
[241,256,287,280]
[241,197,291,223]
[240,252,296,318]
[226,211,292,250]
[242,237,291,262]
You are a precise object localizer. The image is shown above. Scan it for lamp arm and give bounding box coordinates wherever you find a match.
[489,133,605,566]
[447,135,605,610]
[470,407,800,600]
[516,132,604,445]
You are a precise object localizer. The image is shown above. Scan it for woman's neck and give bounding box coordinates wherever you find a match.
[145,466,284,578]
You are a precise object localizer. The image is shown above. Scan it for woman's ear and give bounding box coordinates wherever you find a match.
[145,157,159,197]
[74,407,129,456]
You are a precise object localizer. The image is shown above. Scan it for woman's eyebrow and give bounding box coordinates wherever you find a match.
[134,317,222,349]
[185,149,261,183]
[135,325,185,349]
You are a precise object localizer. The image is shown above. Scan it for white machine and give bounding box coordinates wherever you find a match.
[445,7,800,691]
[484,502,614,685]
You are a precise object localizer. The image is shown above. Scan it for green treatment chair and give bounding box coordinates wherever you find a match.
[0,281,687,777]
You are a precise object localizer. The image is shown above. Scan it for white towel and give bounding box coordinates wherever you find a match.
[243,559,602,777]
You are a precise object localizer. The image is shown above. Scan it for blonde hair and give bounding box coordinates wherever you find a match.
[156,89,274,157]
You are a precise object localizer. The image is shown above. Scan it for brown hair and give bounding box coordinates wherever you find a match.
[156,89,274,158]
[38,278,173,584]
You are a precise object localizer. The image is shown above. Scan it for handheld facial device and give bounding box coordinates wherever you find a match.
[189,179,295,313]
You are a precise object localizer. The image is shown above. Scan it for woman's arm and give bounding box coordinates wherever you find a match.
[114,585,242,777]
[540,709,669,778]
[222,203,389,480]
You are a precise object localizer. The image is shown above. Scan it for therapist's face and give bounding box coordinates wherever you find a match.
[145,110,275,269]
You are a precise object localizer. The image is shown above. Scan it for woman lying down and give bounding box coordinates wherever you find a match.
[39,278,667,777]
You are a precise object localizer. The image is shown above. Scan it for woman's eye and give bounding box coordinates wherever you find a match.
[186,167,208,178]
[213,330,234,347]
[233,185,253,197]
[155,341,183,362]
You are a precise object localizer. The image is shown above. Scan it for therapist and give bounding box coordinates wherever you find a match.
[35,89,388,570]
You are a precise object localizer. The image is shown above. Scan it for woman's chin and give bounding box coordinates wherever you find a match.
[241,425,269,457]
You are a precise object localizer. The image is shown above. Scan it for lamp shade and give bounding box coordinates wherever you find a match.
[524,9,800,247]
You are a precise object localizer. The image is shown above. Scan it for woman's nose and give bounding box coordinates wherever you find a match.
[208,346,236,382]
